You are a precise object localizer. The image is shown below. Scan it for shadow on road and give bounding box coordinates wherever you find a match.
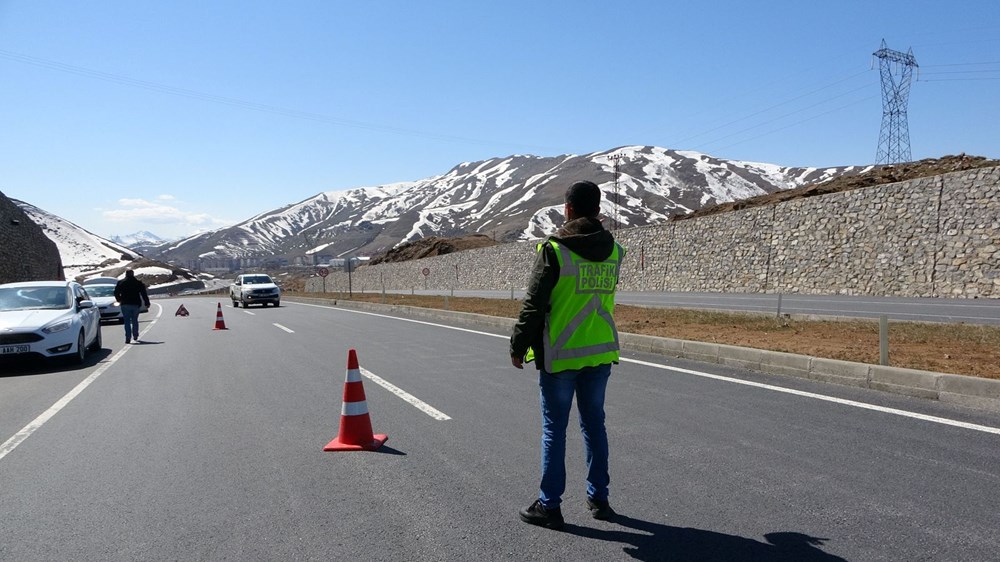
[373,445,407,456]
[561,514,848,562]
[0,348,113,377]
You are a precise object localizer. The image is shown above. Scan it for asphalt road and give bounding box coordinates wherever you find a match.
[377,289,1000,325]
[2,297,999,561]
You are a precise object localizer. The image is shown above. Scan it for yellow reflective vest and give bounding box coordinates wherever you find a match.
[526,239,625,373]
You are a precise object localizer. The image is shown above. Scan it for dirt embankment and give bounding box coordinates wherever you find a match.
[368,234,499,265]
[672,154,999,221]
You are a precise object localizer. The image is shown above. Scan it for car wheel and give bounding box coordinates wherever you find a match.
[232,299,238,307]
[73,331,86,364]
[88,326,103,352]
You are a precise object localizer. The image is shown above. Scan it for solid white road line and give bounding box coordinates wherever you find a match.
[273,323,294,333]
[290,301,1000,436]
[360,367,451,421]
[0,305,163,463]
[623,357,1000,436]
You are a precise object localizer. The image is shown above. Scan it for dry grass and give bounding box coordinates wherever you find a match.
[287,292,1000,380]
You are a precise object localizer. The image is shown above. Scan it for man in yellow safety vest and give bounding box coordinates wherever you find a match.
[510,180,625,530]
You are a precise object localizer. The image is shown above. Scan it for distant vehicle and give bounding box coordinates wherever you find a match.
[230,274,281,308]
[82,276,120,286]
[0,280,102,364]
[82,283,148,323]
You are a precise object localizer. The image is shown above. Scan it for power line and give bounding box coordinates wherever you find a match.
[918,77,1000,82]
[922,61,1000,67]
[669,69,872,147]
[0,49,561,153]
[692,82,876,151]
[710,95,878,153]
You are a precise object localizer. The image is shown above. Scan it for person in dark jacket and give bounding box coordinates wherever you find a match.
[510,180,625,530]
[114,270,150,344]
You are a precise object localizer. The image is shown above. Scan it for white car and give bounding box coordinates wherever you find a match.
[230,274,281,308]
[0,280,102,364]
[82,283,148,323]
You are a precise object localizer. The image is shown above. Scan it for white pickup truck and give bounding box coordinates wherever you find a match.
[230,274,281,308]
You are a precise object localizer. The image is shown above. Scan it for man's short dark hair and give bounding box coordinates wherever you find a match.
[565,180,602,217]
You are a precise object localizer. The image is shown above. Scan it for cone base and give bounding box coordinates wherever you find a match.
[213,326,228,330]
[324,434,388,452]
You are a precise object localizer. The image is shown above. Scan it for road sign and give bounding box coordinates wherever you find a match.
[318,267,330,278]
[422,267,430,276]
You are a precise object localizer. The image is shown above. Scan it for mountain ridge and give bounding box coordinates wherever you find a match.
[149,145,870,268]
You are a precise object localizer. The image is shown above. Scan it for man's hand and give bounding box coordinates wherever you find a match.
[511,355,523,369]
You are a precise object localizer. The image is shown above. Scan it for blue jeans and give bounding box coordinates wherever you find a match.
[121,304,141,342]
[537,363,611,509]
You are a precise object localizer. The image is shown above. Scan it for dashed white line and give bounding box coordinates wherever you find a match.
[360,367,451,420]
[0,305,162,462]
[273,323,294,333]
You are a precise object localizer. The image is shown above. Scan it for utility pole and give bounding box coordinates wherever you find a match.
[873,39,918,165]
[610,153,625,230]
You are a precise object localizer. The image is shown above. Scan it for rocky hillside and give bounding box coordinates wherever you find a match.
[673,154,999,221]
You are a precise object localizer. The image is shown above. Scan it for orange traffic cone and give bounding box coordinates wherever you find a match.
[324,349,388,452]
[213,302,228,330]
[175,304,190,317]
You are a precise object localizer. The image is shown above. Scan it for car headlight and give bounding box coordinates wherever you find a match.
[43,319,74,334]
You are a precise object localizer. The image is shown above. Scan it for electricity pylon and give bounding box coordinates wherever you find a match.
[873,39,918,165]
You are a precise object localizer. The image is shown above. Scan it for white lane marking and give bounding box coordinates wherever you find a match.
[0,305,163,462]
[289,301,1000,436]
[623,357,1000,436]
[243,310,255,315]
[360,367,451,421]
[291,301,501,338]
[273,323,294,333]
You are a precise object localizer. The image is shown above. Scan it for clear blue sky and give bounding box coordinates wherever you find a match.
[1,1,997,240]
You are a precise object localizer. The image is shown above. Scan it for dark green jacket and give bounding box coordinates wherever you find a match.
[509,216,618,369]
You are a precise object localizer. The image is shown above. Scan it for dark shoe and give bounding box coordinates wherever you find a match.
[125,339,131,344]
[586,497,615,521]
[519,499,564,530]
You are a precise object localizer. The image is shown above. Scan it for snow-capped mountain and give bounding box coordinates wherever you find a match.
[111,230,164,247]
[110,230,173,255]
[151,146,868,266]
[15,200,141,279]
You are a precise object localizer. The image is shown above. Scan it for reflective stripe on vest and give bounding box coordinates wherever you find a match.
[541,240,624,373]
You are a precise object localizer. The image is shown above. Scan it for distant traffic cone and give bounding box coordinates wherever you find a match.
[213,302,228,330]
[324,349,388,451]
[175,304,190,317]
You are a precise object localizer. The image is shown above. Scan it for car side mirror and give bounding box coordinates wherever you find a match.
[78,300,95,310]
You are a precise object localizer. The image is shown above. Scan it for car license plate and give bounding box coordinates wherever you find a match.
[1,344,30,355]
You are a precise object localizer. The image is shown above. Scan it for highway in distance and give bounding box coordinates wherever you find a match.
[1,297,999,561]
[384,289,1000,325]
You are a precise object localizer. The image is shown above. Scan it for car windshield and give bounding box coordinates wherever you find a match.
[85,285,116,297]
[0,286,71,310]
[245,276,272,284]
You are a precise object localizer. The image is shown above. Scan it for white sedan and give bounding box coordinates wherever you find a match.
[82,283,148,323]
[0,280,102,364]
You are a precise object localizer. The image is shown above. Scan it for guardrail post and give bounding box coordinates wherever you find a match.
[879,315,889,366]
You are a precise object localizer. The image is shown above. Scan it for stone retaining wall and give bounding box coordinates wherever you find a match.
[306,167,1000,299]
